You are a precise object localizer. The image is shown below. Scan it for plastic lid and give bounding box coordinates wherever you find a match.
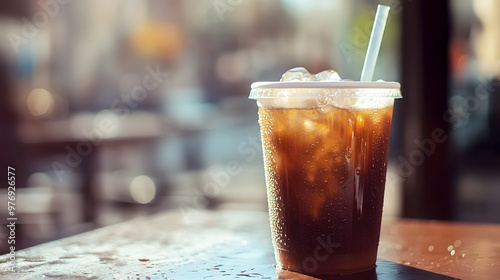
[249,81,402,99]
[251,81,400,89]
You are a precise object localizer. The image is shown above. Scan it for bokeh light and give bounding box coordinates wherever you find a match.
[26,88,54,117]
[130,175,156,204]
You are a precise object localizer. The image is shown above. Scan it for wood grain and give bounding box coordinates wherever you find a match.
[0,210,498,279]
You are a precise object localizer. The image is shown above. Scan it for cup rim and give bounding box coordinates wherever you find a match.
[251,81,401,89]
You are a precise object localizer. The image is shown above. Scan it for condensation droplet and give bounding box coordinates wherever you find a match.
[454,240,462,247]
[450,250,455,256]
[428,245,434,252]
[447,245,454,252]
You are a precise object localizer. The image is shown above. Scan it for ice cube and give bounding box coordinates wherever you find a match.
[325,89,358,109]
[314,70,341,81]
[328,98,358,109]
[280,67,312,81]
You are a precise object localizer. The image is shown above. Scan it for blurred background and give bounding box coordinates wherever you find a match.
[0,0,499,254]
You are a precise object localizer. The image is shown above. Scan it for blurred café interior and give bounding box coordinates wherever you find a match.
[1,0,499,254]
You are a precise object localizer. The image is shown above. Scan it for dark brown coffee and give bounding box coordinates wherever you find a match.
[258,104,394,274]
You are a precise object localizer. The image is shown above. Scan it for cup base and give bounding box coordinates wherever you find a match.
[276,246,378,276]
[277,267,378,280]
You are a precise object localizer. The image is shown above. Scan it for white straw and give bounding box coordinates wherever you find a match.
[360,5,390,81]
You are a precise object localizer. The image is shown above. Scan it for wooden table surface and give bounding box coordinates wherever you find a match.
[0,210,499,280]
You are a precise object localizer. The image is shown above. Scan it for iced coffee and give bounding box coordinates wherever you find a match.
[250,67,401,275]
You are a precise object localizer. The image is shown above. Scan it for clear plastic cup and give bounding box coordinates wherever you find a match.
[250,81,401,275]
